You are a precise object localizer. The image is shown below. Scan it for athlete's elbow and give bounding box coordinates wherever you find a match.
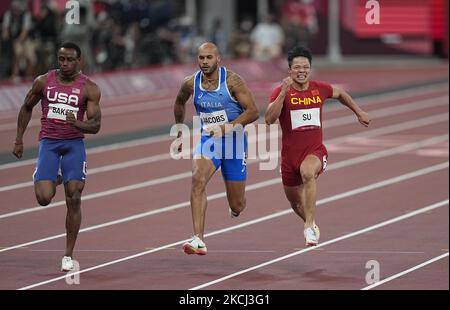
[249,107,259,123]
[92,123,101,134]
[252,111,259,123]
[265,116,274,125]
[264,112,275,125]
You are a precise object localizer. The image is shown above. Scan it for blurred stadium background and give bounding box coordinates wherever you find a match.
[0,0,448,157]
[0,0,448,81]
[0,1,448,291]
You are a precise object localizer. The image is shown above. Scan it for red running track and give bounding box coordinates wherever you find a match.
[0,67,448,290]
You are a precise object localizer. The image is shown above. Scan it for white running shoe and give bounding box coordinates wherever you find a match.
[229,208,240,219]
[61,256,74,272]
[182,236,207,255]
[304,227,319,247]
[313,223,320,240]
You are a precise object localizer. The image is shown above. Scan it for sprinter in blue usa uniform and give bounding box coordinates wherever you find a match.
[173,42,259,255]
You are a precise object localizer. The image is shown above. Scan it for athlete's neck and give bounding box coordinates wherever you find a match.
[292,81,309,92]
[57,70,81,83]
[202,68,219,81]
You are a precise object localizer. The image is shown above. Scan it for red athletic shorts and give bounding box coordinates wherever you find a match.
[281,144,328,187]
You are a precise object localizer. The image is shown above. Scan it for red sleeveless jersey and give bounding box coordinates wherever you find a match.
[39,70,88,140]
[269,80,333,154]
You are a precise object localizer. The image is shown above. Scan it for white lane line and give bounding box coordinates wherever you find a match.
[189,200,449,290]
[0,97,175,131]
[361,252,449,290]
[1,132,447,219]
[3,160,446,268]
[0,107,447,194]
[0,152,173,192]
[324,84,448,113]
[1,95,447,193]
[1,93,445,193]
[326,251,425,254]
[0,134,173,171]
[1,84,447,171]
[1,82,446,129]
[18,197,449,290]
[325,96,447,127]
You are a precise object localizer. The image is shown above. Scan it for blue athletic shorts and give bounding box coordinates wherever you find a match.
[193,131,248,181]
[33,138,87,183]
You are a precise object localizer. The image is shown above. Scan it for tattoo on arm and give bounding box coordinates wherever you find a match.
[226,71,259,126]
[174,78,193,123]
[228,72,245,94]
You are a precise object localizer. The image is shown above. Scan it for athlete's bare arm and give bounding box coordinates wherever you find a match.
[332,87,371,127]
[226,70,259,127]
[173,75,194,151]
[12,75,47,159]
[66,79,102,134]
[174,74,195,125]
[265,77,293,125]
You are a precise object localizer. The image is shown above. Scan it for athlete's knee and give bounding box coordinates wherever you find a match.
[35,182,56,206]
[66,190,82,209]
[36,193,52,206]
[289,200,301,210]
[300,168,316,183]
[191,173,208,193]
[230,196,246,212]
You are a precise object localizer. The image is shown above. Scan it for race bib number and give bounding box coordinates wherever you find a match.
[200,110,229,131]
[47,103,79,121]
[290,108,321,130]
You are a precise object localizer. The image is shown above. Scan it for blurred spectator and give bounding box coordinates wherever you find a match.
[0,0,214,81]
[190,27,207,56]
[173,15,194,63]
[107,22,126,69]
[60,0,96,72]
[2,0,36,82]
[229,17,253,59]
[33,0,59,75]
[92,11,113,70]
[250,14,284,61]
[209,18,227,56]
[282,0,318,50]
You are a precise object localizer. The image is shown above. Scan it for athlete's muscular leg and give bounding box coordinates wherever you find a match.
[224,180,246,216]
[64,180,84,258]
[299,155,322,229]
[191,158,216,240]
[283,185,306,222]
[34,140,60,206]
[35,181,58,206]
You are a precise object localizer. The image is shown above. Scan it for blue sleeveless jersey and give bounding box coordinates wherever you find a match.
[193,67,243,133]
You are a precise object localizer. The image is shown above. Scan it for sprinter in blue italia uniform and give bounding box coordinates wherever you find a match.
[174,42,259,255]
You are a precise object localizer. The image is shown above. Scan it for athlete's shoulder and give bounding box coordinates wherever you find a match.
[226,69,246,89]
[225,69,242,80]
[272,84,283,92]
[311,80,332,89]
[182,73,196,90]
[271,84,283,95]
[32,74,48,91]
[84,78,101,101]
[269,84,283,102]
[311,80,333,94]
[85,78,100,90]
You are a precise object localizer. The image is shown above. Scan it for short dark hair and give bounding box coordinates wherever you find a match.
[59,42,81,58]
[287,46,312,68]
